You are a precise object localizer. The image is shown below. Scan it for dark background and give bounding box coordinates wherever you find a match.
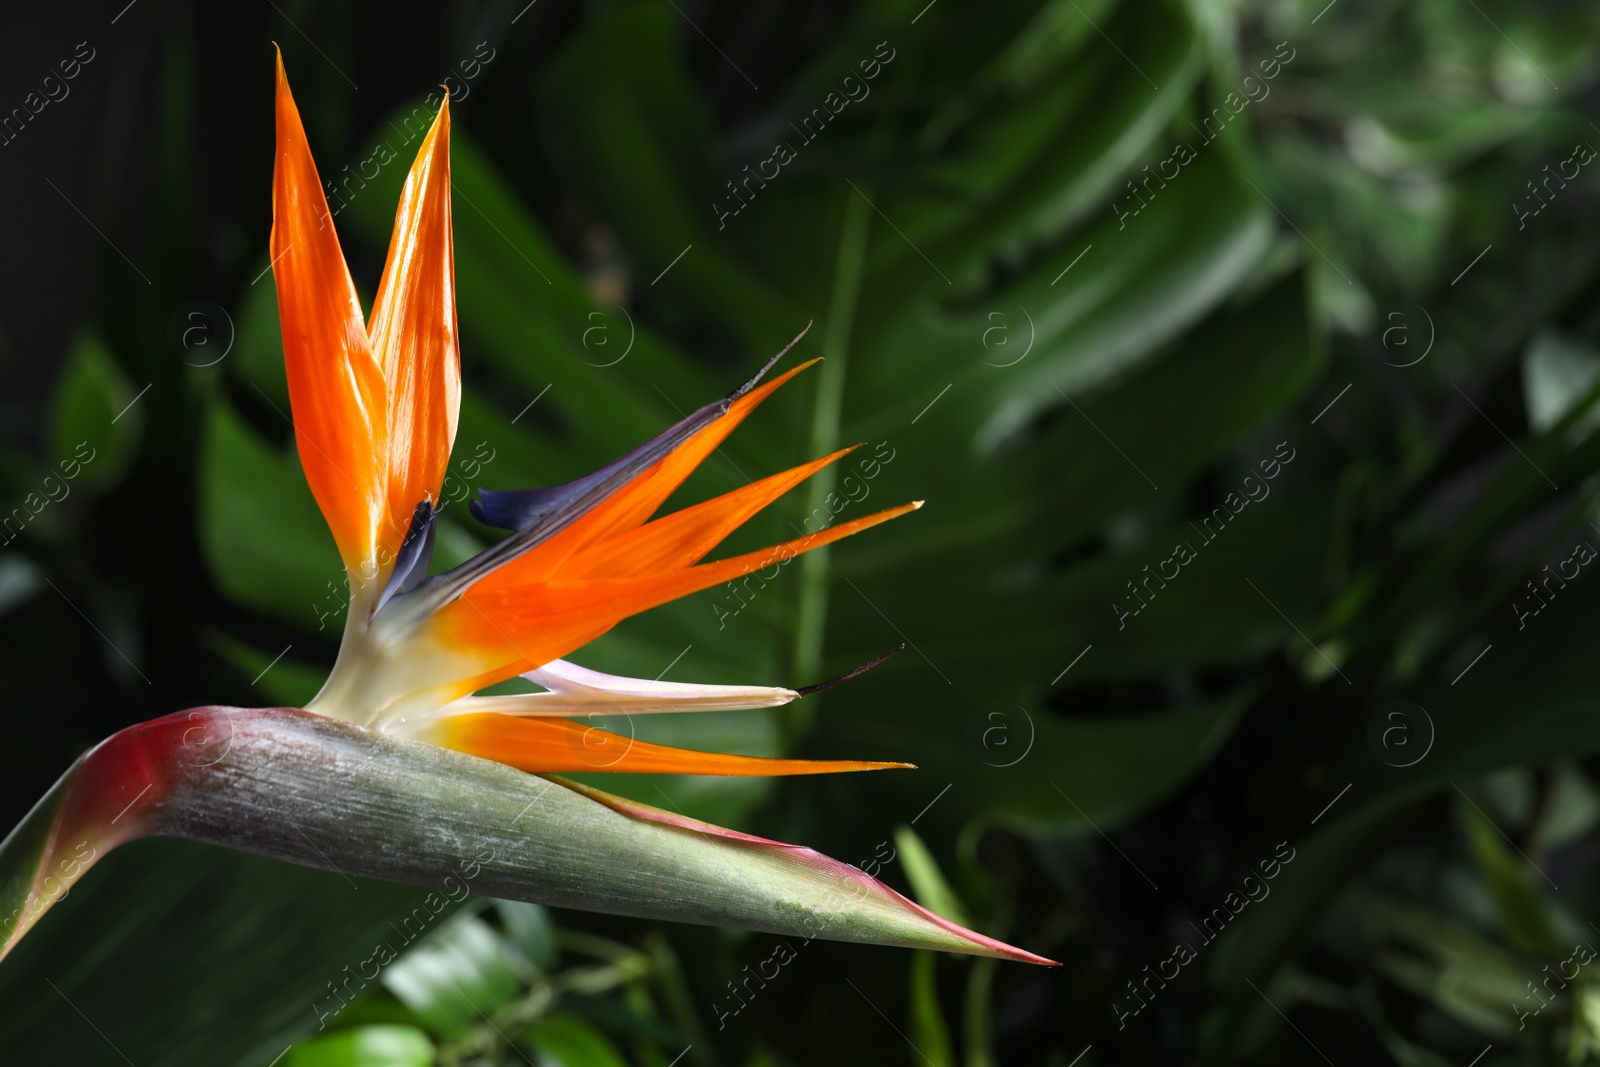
[5,1,1600,1065]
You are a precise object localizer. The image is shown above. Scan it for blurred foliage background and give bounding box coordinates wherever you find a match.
[4,0,1600,1063]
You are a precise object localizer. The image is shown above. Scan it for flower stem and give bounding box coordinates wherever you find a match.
[792,187,873,699]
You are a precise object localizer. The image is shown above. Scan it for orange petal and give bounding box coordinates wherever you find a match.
[367,95,460,560]
[479,360,822,588]
[270,51,386,574]
[430,712,911,776]
[436,501,922,686]
[560,445,859,580]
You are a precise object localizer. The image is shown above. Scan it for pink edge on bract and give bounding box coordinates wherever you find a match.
[549,775,1060,966]
[1,707,238,962]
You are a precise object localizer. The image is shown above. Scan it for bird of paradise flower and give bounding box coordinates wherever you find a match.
[0,55,1051,971]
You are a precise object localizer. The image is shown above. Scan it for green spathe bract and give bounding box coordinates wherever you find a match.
[0,707,1050,967]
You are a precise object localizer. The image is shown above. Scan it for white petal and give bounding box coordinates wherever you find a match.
[442,658,799,717]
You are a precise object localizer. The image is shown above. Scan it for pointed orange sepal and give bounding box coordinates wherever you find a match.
[271,55,460,581]
[271,50,386,573]
[436,501,923,690]
[560,445,861,580]
[368,93,460,560]
[481,359,824,587]
[430,712,912,776]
